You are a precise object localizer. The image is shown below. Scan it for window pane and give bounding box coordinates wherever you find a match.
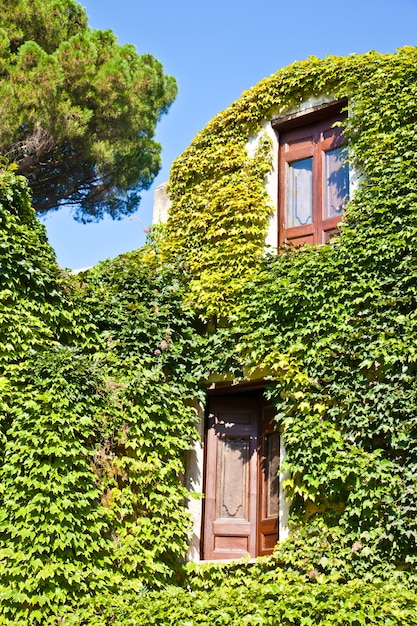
[287,158,313,227]
[324,147,349,219]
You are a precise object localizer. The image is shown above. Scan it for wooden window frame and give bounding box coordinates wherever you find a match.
[273,99,349,248]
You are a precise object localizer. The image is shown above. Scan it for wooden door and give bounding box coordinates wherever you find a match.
[202,391,279,560]
[258,405,280,556]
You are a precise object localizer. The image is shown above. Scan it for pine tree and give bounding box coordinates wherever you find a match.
[0,0,177,221]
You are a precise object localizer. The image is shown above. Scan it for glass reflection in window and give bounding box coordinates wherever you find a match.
[324,147,349,219]
[287,158,313,227]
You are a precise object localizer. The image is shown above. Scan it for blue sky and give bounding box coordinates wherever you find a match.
[41,0,417,269]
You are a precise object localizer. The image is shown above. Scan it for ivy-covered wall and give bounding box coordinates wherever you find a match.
[0,166,113,623]
[0,169,212,624]
[161,45,417,573]
[163,47,417,315]
[161,44,417,575]
[1,45,417,624]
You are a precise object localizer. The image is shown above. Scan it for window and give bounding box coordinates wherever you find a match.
[202,390,280,560]
[274,101,349,247]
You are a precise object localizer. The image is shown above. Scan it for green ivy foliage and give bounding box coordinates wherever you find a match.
[0,172,210,622]
[163,47,417,317]
[2,46,417,624]
[162,46,417,576]
[0,348,114,624]
[0,167,114,624]
[66,561,417,625]
[0,167,227,625]
[162,135,273,316]
[71,243,213,587]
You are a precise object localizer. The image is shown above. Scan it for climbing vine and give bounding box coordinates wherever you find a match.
[1,46,417,623]
[162,45,417,578]
[0,171,212,623]
[163,47,417,316]
[0,167,113,624]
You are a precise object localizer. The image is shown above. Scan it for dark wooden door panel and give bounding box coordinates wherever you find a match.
[203,392,279,560]
[258,406,280,556]
[203,396,258,560]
